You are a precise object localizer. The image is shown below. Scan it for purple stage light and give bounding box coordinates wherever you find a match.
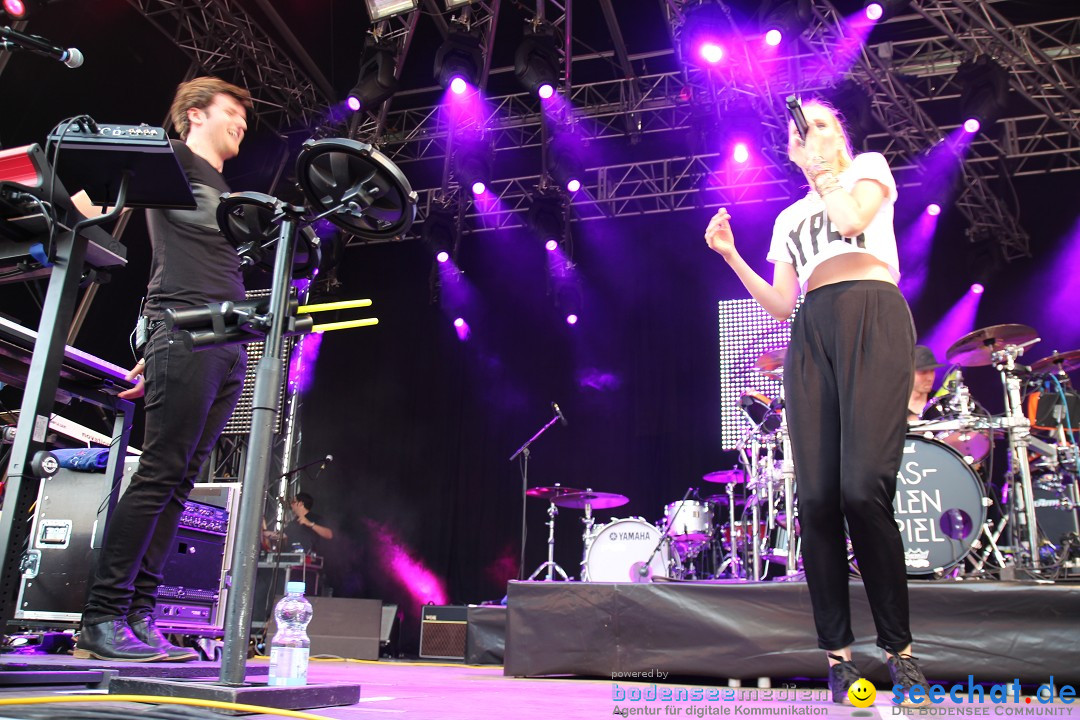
[963,117,981,134]
[733,142,749,164]
[436,250,450,264]
[453,317,465,327]
[471,180,486,195]
[545,239,559,252]
[453,318,470,341]
[699,42,724,64]
[449,76,467,95]
[3,0,26,17]
[566,314,578,325]
[346,95,362,112]
[764,29,782,47]
[566,178,581,193]
[971,283,985,295]
[865,2,883,20]
[538,83,554,100]
[927,203,941,216]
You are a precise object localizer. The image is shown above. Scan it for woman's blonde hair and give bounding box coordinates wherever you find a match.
[170,76,253,140]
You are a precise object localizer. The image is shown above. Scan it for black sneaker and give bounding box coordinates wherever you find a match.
[828,659,861,705]
[887,652,931,708]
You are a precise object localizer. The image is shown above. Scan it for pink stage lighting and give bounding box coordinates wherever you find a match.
[545,239,559,252]
[865,2,884,20]
[733,142,750,164]
[436,250,450,263]
[449,76,467,95]
[963,117,981,134]
[346,95,362,112]
[566,178,581,193]
[699,43,724,64]
[566,314,579,325]
[471,180,486,195]
[453,317,470,341]
[971,283,985,295]
[538,83,554,100]
[3,0,26,17]
[764,29,783,47]
[453,317,465,328]
[927,203,941,216]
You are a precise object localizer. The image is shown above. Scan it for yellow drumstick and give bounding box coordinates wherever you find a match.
[311,318,379,333]
[298,299,373,313]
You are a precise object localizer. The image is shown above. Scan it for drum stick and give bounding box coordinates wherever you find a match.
[310,318,379,333]
[298,299,373,314]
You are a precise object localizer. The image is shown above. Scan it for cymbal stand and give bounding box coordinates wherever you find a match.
[579,494,598,580]
[994,342,1042,571]
[967,517,1009,576]
[778,398,801,577]
[640,486,693,581]
[527,499,569,581]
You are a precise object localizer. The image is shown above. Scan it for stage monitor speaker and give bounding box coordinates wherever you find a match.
[265,597,381,661]
[419,604,467,660]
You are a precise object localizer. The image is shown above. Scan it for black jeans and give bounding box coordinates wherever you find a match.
[784,280,915,653]
[83,325,245,623]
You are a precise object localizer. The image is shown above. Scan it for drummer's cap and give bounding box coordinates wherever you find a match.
[914,345,946,370]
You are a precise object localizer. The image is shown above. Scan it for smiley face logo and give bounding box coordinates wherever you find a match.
[848,678,876,708]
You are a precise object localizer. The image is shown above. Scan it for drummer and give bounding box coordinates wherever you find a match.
[908,346,945,420]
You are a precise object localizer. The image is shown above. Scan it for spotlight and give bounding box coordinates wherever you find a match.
[435,30,482,91]
[514,25,560,98]
[555,276,582,325]
[956,56,1010,135]
[450,77,468,95]
[926,203,941,216]
[3,0,27,18]
[363,0,418,22]
[566,314,579,325]
[862,0,907,21]
[453,317,470,341]
[453,137,493,197]
[346,40,399,114]
[544,239,559,252]
[422,205,458,263]
[732,142,749,164]
[679,3,727,67]
[764,30,782,47]
[760,0,807,48]
[549,134,584,194]
[527,192,566,248]
[436,251,450,263]
[971,283,985,295]
[454,317,465,327]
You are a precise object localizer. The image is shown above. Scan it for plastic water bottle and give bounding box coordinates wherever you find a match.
[268,581,312,686]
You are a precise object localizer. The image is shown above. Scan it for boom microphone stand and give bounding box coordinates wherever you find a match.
[510,405,566,580]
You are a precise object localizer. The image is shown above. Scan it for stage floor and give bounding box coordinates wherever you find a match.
[1,654,1079,719]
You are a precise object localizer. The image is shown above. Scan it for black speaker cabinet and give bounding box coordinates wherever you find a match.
[419,605,467,660]
[265,597,382,661]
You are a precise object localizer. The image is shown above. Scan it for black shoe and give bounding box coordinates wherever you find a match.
[888,652,931,708]
[828,658,861,705]
[128,615,199,662]
[73,618,167,662]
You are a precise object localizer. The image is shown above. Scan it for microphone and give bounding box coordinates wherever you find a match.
[552,402,568,426]
[320,454,333,468]
[0,27,84,68]
[785,94,808,142]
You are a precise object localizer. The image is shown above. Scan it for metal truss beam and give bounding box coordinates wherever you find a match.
[126,0,334,130]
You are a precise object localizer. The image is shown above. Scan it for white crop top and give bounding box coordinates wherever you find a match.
[766,152,900,290]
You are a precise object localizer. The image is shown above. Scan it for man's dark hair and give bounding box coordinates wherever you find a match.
[294,492,314,511]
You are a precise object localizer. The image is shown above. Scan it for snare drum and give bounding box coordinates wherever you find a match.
[583,518,675,582]
[894,435,989,575]
[662,500,713,548]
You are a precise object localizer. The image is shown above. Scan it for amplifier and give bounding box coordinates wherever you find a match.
[419,605,467,660]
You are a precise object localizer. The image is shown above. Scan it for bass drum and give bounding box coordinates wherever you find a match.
[894,435,989,575]
[583,518,675,582]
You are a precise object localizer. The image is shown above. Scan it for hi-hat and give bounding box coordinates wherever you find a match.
[553,491,629,510]
[753,348,787,376]
[1031,349,1080,375]
[703,469,746,484]
[526,485,584,500]
[946,324,1038,367]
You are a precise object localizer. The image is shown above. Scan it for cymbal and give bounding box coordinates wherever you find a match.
[703,469,746,484]
[552,491,629,510]
[526,485,584,500]
[1031,349,1080,375]
[945,324,1039,367]
[754,348,787,374]
[703,494,747,506]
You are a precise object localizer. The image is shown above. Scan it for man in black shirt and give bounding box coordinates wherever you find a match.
[74,77,252,662]
[283,492,334,555]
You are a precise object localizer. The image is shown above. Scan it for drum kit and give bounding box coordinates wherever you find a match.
[524,323,1080,583]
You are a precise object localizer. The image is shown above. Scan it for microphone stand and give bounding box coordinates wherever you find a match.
[509,412,563,581]
[637,485,695,582]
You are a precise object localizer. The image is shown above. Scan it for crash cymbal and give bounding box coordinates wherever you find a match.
[526,485,584,500]
[552,491,629,510]
[753,347,787,374]
[703,469,746,484]
[945,324,1039,367]
[1031,349,1080,375]
[703,494,747,506]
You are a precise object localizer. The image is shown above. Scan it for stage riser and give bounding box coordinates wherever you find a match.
[504,580,1080,684]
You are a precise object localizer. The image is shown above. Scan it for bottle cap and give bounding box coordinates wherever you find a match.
[285,581,306,594]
